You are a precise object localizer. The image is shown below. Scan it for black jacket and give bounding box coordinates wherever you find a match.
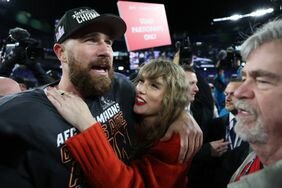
[188,113,249,188]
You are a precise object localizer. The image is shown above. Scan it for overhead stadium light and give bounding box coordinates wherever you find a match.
[248,8,274,17]
[229,14,244,21]
[213,8,274,22]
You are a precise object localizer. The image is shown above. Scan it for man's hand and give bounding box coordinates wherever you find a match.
[161,112,203,163]
[210,139,229,157]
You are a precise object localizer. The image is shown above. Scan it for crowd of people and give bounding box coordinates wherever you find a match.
[0,4,282,188]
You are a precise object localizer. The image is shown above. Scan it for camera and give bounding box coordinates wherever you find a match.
[175,37,193,65]
[0,27,50,86]
[1,27,44,63]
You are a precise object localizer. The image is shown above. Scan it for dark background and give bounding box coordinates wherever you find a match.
[0,0,281,87]
[1,0,280,48]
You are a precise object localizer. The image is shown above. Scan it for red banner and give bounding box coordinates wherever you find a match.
[117,1,171,51]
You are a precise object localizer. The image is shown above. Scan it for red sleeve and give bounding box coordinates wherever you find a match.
[66,123,190,188]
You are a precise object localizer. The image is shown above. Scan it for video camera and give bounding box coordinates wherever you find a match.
[1,27,44,62]
[0,27,50,85]
[175,37,193,65]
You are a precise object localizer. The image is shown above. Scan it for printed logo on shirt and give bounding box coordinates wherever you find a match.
[96,102,131,160]
[99,96,115,110]
[57,100,132,187]
[96,103,120,123]
[56,127,78,147]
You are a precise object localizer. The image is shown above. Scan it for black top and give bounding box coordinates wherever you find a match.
[0,72,137,188]
[188,113,249,188]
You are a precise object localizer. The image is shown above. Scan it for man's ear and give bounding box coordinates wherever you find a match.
[53,43,67,63]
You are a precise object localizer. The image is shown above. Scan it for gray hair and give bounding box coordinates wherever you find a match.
[241,18,282,61]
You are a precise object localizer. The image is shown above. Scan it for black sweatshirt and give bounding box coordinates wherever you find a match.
[0,72,137,188]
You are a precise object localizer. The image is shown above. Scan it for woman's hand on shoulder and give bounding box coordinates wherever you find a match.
[46,87,97,131]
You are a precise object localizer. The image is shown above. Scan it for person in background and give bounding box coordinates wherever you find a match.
[174,49,214,188]
[222,78,245,150]
[0,76,21,96]
[0,7,202,187]
[10,76,28,91]
[206,78,249,188]
[182,65,199,114]
[227,18,282,188]
[46,59,200,187]
[213,67,227,112]
[174,44,214,136]
[188,78,249,188]
[208,82,219,117]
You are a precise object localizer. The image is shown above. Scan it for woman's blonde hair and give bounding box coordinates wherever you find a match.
[134,58,190,153]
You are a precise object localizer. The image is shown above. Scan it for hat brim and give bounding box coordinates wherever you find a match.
[68,14,126,41]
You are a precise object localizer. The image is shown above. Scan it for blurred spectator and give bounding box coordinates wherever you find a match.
[10,76,28,91]
[188,78,249,188]
[182,65,199,113]
[208,82,219,118]
[176,51,215,188]
[209,78,249,187]
[0,76,21,96]
[173,41,215,132]
[213,67,227,112]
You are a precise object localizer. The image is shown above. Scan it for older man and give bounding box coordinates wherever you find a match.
[228,18,282,188]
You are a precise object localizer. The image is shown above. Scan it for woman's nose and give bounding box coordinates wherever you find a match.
[136,83,147,94]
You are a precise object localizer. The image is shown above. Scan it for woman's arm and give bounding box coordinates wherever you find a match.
[66,123,188,187]
[161,112,203,163]
[46,87,188,187]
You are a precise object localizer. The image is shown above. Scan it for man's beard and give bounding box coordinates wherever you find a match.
[235,100,268,144]
[68,54,114,97]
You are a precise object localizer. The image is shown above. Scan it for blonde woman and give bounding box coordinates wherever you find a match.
[47,59,199,187]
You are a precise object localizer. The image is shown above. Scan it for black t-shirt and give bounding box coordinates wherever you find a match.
[0,72,137,188]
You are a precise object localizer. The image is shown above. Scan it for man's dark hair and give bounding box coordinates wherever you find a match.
[181,64,195,73]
